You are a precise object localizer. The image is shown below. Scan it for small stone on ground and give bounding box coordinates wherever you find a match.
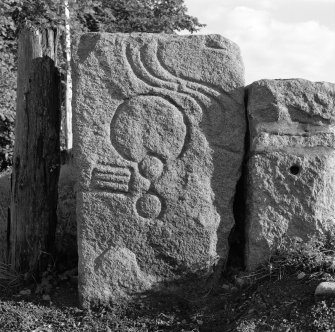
[315,282,335,296]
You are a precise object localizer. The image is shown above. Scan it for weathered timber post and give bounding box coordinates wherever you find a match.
[10,26,61,274]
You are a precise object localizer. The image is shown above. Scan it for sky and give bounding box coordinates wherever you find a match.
[182,0,335,84]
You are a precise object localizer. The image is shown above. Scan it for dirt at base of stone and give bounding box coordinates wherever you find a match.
[1,273,334,332]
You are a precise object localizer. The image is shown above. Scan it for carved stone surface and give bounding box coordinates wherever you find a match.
[72,33,245,305]
[246,79,335,270]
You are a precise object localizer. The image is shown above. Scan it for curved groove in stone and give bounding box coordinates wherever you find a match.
[154,40,225,97]
[142,42,229,137]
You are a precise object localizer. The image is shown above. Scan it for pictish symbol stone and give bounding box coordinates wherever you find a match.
[73,33,245,306]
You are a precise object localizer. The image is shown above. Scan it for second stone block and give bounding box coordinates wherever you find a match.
[246,79,335,270]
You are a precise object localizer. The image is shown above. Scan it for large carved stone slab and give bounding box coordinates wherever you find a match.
[246,79,335,270]
[72,33,245,306]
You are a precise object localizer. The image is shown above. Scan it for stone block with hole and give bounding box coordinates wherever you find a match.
[72,33,245,306]
[245,79,335,270]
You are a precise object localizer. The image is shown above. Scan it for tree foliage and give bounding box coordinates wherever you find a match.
[1,0,204,36]
[81,0,205,33]
[0,1,17,170]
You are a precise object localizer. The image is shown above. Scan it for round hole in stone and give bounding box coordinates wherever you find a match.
[289,164,300,175]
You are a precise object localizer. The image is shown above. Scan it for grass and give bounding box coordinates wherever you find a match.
[0,230,334,331]
[0,262,21,289]
[239,229,335,286]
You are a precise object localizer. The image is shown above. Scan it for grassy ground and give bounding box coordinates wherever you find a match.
[0,269,334,331]
[1,234,334,331]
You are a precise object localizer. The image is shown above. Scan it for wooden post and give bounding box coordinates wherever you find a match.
[10,26,61,274]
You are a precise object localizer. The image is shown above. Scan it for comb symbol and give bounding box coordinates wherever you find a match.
[92,165,131,193]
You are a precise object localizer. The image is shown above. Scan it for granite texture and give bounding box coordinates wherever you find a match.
[246,79,335,270]
[72,33,245,306]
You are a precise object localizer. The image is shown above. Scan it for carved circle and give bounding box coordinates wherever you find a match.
[139,155,164,181]
[136,194,162,219]
[110,96,187,162]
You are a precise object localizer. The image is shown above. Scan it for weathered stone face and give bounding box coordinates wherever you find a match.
[72,33,245,306]
[246,79,335,270]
